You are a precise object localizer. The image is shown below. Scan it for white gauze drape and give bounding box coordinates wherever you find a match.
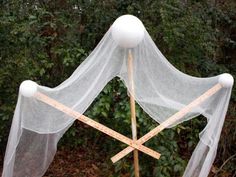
[2,26,233,177]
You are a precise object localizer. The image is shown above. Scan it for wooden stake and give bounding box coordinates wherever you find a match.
[111,83,222,163]
[128,50,139,177]
[34,92,161,160]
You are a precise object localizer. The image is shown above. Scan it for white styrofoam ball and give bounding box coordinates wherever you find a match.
[218,73,234,88]
[19,80,38,97]
[111,15,145,48]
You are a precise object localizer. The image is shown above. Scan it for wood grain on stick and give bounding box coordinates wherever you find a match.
[128,50,140,177]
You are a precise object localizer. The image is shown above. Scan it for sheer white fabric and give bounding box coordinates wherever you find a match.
[2,27,232,177]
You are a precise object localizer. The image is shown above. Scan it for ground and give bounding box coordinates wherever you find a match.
[0,145,129,177]
[44,146,114,177]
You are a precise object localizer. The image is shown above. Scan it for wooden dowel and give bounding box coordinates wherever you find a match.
[34,92,161,160]
[128,50,139,177]
[111,83,222,163]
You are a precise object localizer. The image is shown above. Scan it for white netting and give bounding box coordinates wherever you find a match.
[2,17,233,177]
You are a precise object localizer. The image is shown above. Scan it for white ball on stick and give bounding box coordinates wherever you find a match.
[111,15,145,48]
[19,80,38,97]
[218,73,234,88]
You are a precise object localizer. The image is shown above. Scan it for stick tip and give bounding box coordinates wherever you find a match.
[110,157,117,163]
[20,80,38,97]
[218,73,234,88]
[111,15,145,48]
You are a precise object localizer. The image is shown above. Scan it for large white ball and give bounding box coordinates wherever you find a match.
[111,15,145,48]
[19,80,38,97]
[218,73,234,88]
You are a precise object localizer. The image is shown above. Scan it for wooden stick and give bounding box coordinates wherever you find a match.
[34,92,161,160]
[111,83,222,163]
[128,50,139,177]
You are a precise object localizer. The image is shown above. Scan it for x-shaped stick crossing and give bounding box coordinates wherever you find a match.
[34,83,222,163]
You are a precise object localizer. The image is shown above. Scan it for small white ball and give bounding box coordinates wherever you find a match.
[19,80,38,97]
[111,15,145,48]
[218,73,234,88]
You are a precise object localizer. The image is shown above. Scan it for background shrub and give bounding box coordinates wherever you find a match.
[0,0,235,176]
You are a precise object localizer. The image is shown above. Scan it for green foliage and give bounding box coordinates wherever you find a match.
[0,0,235,176]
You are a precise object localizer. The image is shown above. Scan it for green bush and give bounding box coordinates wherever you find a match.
[0,0,235,176]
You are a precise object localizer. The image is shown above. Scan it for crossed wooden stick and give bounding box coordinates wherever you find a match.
[34,82,222,163]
